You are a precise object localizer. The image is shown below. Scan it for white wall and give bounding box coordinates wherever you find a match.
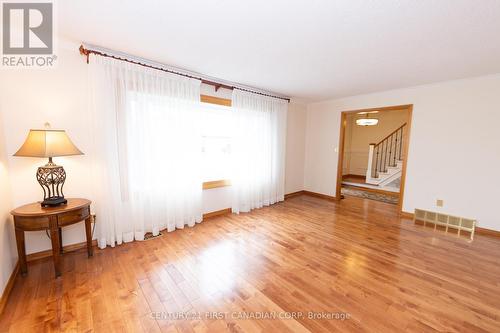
[0,112,17,297]
[285,101,307,194]
[0,40,94,255]
[305,74,500,231]
[0,38,306,257]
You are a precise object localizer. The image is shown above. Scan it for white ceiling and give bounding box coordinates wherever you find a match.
[59,0,500,102]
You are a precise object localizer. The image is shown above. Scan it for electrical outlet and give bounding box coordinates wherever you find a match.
[436,199,444,207]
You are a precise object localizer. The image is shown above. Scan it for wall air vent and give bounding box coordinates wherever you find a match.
[414,209,476,241]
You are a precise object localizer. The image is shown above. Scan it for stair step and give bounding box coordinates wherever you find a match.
[380,168,399,174]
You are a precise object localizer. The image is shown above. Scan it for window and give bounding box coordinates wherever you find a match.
[200,96,233,188]
[125,92,233,190]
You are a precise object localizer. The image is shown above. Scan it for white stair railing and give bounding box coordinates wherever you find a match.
[366,123,406,184]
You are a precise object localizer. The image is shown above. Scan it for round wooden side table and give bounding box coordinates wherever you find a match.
[11,198,93,277]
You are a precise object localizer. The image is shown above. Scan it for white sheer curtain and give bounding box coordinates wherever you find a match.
[231,90,288,213]
[88,56,203,249]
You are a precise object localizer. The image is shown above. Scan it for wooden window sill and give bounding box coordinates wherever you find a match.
[203,179,231,190]
[200,94,232,107]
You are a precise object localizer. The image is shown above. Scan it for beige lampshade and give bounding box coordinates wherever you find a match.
[14,129,83,158]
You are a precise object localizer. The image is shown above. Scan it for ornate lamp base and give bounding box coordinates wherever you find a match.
[41,197,68,207]
[37,157,68,207]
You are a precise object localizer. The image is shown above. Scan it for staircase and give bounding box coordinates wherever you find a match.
[365,123,406,190]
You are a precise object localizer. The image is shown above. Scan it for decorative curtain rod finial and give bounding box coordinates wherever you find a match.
[79,44,90,64]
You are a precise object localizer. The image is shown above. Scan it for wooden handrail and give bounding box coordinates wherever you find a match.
[375,123,407,147]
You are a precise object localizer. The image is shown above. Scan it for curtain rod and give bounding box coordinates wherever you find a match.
[79,45,290,102]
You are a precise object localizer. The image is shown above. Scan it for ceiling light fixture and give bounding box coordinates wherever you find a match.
[356,112,379,126]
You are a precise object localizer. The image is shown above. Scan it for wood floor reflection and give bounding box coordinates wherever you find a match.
[1,195,500,332]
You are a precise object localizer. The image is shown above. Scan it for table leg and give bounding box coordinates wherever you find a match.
[14,228,27,276]
[49,219,61,278]
[85,216,93,257]
[58,227,63,254]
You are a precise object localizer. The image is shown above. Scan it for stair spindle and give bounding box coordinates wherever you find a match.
[376,147,380,178]
[380,142,384,175]
[399,127,403,160]
[389,134,393,167]
[383,140,387,172]
[393,136,398,165]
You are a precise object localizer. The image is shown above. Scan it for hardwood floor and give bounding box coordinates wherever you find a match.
[1,195,500,332]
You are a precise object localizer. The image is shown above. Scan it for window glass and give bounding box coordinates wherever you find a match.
[201,102,232,182]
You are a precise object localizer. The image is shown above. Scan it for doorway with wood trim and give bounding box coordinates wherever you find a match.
[336,105,413,211]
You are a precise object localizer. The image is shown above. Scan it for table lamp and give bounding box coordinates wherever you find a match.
[14,127,83,207]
